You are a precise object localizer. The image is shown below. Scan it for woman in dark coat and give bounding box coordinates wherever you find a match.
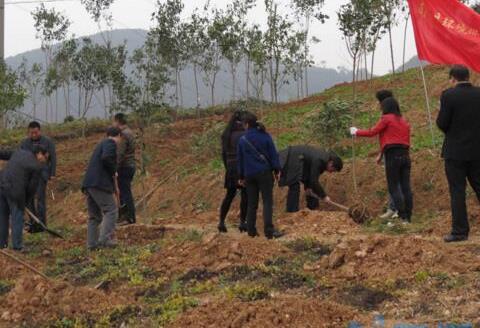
[218,111,248,233]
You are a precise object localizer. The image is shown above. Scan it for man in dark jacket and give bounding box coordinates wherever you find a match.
[437,65,480,243]
[21,121,56,232]
[113,113,136,224]
[279,146,343,213]
[0,146,48,250]
[82,127,122,250]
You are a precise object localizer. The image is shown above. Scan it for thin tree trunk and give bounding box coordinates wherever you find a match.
[231,62,236,101]
[269,59,274,103]
[370,47,376,80]
[78,86,82,118]
[304,15,310,97]
[193,63,200,115]
[178,70,184,108]
[402,14,410,73]
[55,90,59,123]
[175,69,179,109]
[246,59,250,100]
[364,51,368,81]
[388,24,395,74]
[103,88,108,119]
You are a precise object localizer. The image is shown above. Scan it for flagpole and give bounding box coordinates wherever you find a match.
[419,60,436,147]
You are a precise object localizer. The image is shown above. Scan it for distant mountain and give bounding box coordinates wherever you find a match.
[6,28,353,123]
[395,56,430,72]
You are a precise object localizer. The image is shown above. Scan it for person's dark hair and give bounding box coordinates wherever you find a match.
[242,112,266,133]
[32,145,48,156]
[449,65,470,82]
[329,153,343,172]
[375,90,394,103]
[114,113,127,125]
[106,127,121,137]
[381,97,402,116]
[221,110,245,150]
[28,121,41,130]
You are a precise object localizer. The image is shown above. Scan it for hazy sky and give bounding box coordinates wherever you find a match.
[5,0,418,74]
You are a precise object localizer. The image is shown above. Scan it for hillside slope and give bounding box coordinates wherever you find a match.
[0,65,479,327]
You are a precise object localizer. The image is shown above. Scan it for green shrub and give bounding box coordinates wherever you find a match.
[305,98,353,149]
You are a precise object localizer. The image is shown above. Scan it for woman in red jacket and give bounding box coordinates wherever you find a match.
[350,97,413,222]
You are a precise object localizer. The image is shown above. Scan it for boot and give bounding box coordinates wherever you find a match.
[266,230,285,240]
[238,222,247,233]
[218,222,228,233]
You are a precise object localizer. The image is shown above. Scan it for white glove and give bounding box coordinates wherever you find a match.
[350,127,358,136]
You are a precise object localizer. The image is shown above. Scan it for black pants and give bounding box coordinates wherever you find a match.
[445,159,480,236]
[385,148,413,221]
[27,178,47,227]
[219,187,247,224]
[286,182,319,212]
[246,170,275,237]
[118,166,136,223]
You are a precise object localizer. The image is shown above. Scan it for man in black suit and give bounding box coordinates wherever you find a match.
[437,65,480,243]
[279,146,343,212]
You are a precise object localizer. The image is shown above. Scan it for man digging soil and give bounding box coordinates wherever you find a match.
[82,127,123,250]
[278,146,343,213]
[0,146,50,251]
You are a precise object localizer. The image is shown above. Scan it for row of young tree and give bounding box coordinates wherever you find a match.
[6,0,477,124]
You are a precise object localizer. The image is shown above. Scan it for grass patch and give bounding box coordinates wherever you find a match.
[175,229,204,243]
[150,294,199,326]
[47,244,159,286]
[225,283,270,302]
[285,237,332,261]
[363,211,437,235]
[0,279,13,296]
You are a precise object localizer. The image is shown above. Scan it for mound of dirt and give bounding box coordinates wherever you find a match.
[116,224,168,244]
[0,275,124,324]
[171,297,366,328]
[316,235,480,281]
[150,233,292,275]
[277,210,361,238]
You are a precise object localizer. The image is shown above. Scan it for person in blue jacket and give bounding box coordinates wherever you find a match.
[237,112,284,239]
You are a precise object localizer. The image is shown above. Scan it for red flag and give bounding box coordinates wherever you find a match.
[408,0,480,72]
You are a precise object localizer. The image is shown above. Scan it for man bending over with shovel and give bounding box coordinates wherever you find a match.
[82,127,122,250]
[0,146,49,251]
[279,146,343,212]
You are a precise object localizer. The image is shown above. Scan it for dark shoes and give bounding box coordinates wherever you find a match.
[266,230,285,240]
[239,222,247,233]
[443,234,468,243]
[248,231,259,238]
[218,223,228,233]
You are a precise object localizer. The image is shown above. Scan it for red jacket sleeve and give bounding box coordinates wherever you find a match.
[356,117,388,137]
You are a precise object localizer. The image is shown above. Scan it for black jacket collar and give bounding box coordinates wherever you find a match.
[456,82,472,88]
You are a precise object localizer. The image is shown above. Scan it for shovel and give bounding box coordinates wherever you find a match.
[25,208,65,239]
[306,190,370,224]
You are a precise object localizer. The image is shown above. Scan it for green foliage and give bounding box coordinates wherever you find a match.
[31,3,71,48]
[191,122,225,159]
[80,0,115,23]
[175,229,203,243]
[0,279,13,296]
[150,295,199,326]
[414,270,430,283]
[0,63,27,115]
[48,244,157,285]
[225,283,270,301]
[306,98,352,148]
